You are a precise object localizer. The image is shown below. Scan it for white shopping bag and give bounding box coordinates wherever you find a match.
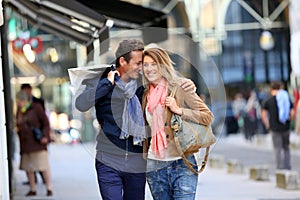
[68,65,108,98]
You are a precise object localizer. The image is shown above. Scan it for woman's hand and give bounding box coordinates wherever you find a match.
[107,70,120,85]
[40,137,49,145]
[165,96,183,115]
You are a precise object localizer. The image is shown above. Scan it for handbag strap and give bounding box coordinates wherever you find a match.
[170,85,210,174]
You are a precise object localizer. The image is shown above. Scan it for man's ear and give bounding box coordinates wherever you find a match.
[119,56,127,67]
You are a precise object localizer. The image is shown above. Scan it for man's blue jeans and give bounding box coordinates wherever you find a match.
[95,159,146,200]
[146,155,198,200]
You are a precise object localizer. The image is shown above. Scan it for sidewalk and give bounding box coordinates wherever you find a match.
[198,167,300,200]
[219,131,300,155]
[12,133,300,200]
[199,132,300,200]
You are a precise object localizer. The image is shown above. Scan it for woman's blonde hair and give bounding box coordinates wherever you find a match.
[142,47,179,90]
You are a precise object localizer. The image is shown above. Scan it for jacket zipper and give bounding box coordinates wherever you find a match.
[125,138,128,160]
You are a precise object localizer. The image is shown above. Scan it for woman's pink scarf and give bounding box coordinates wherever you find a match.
[147,78,168,158]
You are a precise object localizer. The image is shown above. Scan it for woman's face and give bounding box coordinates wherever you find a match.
[143,55,162,86]
[17,99,27,108]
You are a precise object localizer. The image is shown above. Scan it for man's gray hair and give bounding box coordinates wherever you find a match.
[115,39,144,59]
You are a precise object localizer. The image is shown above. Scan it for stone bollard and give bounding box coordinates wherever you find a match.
[275,170,300,190]
[249,165,269,181]
[227,159,243,174]
[208,155,225,169]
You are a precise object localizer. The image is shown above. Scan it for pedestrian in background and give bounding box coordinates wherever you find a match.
[232,92,247,132]
[21,83,45,110]
[293,89,300,134]
[15,91,53,196]
[142,47,214,200]
[20,83,46,185]
[295,96,300,134]
[261,81,294,170]
[244,90,261,141]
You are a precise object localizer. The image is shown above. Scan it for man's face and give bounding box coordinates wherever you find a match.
[123,50,143,81]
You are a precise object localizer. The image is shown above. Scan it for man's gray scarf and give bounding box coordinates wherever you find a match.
[115,78,146,146]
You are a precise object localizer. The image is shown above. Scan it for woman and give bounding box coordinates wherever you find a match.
[16,90,53,196]
[244,90,261,140]
[142,47,214,200]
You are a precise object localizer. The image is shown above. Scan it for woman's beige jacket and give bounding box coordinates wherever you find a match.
[142,82,214,157]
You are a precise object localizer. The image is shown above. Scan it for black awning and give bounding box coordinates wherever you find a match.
[6,0,107,45]
[38,0,107,28]
[5,0,168,52]
[76,0,168,28]
[4,0,168,54]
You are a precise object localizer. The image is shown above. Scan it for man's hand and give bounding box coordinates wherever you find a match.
[179,78,196,93]
[107,70,120,85]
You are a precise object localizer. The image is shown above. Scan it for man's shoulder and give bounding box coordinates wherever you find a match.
[262,95,275,106]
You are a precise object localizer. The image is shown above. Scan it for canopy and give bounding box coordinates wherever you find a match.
[6,0,168,53]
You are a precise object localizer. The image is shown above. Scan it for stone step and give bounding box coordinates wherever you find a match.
[275,170,300,190]
[249,165,270,181]
[227,159,244,174]
[208,155,225,169]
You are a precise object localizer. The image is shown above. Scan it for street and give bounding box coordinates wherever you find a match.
[12,133,300,200]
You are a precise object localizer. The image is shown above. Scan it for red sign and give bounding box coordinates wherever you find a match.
[12,37,43,53]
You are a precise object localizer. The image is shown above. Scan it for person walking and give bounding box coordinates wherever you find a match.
[243,90,261,141]
[75,39,196,200]
[141,47,214,200]
[21,83,45,110]
[20,83,46,184]
[261,81,294,170]
[232,92,247,132]
[15,91,53,196]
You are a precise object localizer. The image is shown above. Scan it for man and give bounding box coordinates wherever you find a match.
[75,39,195,200]
[76,39,147,199]
[20,84,46,184]
[261,81,294,170]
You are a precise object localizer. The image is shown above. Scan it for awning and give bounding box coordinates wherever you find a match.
[6,0,107,45]
[5,0,168,52]
[77,0,168,28]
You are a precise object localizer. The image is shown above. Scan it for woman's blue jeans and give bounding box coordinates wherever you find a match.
[146,155,198,200]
